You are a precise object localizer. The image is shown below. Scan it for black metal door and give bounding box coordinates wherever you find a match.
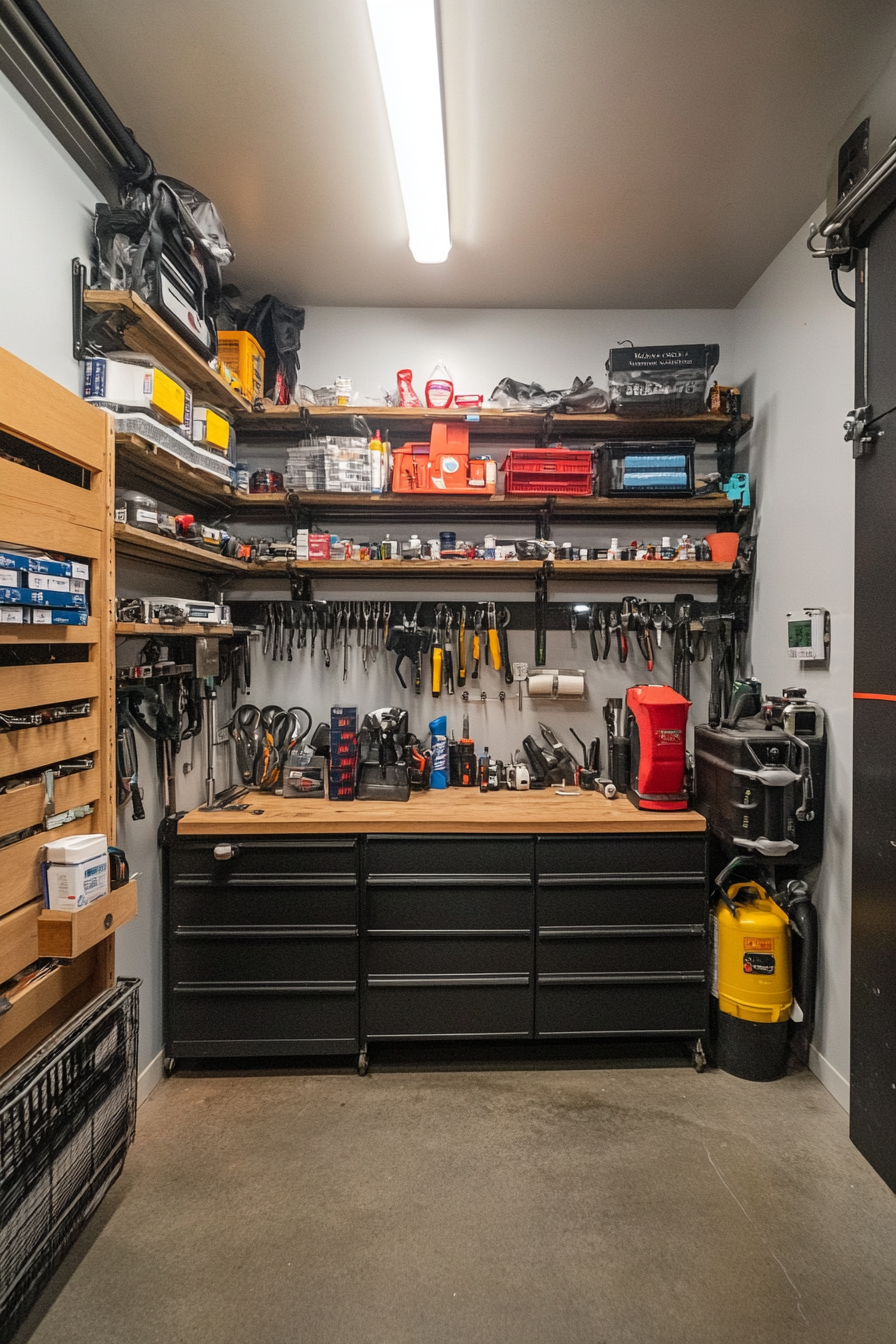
[851,202,896,1193]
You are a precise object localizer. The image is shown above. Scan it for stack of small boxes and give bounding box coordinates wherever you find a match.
[0,549,90,626]
[329,707,359,801]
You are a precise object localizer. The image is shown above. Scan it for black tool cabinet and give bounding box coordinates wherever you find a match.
[163,828,708,1074]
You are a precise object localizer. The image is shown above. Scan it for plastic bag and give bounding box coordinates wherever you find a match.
[489,375,609,412]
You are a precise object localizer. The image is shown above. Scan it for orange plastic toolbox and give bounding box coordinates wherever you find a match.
[503,447,593,495]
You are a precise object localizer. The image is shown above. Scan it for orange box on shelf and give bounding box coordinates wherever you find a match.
[391,423,496,495]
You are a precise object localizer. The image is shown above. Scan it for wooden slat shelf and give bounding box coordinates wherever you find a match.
[83,290,251,414]
[235,403,752,444]
[237,559,731,581]
[0,770,98,842]
[114,522,251,575]
[115,621,234,637]
[0,619,100,645]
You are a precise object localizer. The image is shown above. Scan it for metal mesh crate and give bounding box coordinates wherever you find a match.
[0,978,140,1343]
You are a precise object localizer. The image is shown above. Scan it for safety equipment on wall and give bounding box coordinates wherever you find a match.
[711,857,819,1081]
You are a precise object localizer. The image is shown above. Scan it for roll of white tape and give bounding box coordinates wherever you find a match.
[528,673,585,698]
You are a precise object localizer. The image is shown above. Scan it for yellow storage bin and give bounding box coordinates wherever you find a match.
[216,331,264,403]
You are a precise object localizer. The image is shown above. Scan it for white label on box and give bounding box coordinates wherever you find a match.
[0,606,24,623]
[46,855,109,909]
[135,508,157,524]
[28,574,71,592]
[114,506,127,524]
[71,562,89,580]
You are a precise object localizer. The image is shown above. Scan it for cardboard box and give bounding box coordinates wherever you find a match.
[0,586,87,609]
[0,550,88,580]
[84,354,192,432]
[26,574,87,595]
[330,706,359,731]
[30,609,89,626]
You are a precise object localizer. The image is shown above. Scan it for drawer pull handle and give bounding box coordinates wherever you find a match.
[214,844,239,862]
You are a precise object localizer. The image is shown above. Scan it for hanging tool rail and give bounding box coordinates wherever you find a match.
[0,344,136,1078]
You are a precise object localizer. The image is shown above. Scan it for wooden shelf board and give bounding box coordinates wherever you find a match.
[235,403,752,444]
[83,290,251,414]
[115,432,235,509]
[229,490,740,517]
[0,619,99,645]
[115,621,234,637]
[235,559,729,581]
[114,522,251,575]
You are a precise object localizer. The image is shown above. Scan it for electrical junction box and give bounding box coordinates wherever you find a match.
[787,608,828,662]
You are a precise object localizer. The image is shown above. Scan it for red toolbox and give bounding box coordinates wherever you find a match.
[502,446,593,495]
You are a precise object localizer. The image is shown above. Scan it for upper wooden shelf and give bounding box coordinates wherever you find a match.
[115,621,234,637]
[235,402,752,443]
[114,436,741,521]
[83,290,251,415]
[114,522,250,576]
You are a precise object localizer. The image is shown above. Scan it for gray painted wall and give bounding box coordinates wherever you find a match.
[734,215,855,1108]
[0,59,859,1108]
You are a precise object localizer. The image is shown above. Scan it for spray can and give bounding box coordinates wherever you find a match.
[430,715,449,789]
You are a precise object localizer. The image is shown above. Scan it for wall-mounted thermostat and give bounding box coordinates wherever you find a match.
[787,607,829,662]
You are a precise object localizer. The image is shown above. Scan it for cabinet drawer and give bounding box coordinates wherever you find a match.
[171,983,358,1052]
[537,881,705,928]
[172,929,358,984]
[535,977,706,1037]
[537,835,705,877]
[366,975,532,1039]
[367,931,530,977]
[367,880,532,932]
[171,882,358,928]
[173,837,358,880]
[537,929,705,976]
[366,835,532,876]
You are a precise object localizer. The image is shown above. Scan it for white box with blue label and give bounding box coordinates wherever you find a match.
[42,833,109,910]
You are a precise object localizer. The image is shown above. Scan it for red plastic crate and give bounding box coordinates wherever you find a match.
[503,447,594,496]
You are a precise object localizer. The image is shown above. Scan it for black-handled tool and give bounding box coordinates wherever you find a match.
[588,605,599,662]
[498,606,513,684]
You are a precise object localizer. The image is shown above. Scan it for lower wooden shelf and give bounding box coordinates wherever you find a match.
[0,944,112,1076]
[116,621,234,637]
[38,880,138,959]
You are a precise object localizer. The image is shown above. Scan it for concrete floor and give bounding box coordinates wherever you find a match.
[11,1056,896,1344]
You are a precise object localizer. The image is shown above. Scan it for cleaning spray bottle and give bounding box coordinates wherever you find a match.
[425,362,454,409]
[429,715,449,789]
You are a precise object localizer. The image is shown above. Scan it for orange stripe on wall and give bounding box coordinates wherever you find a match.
[854,693,896,702]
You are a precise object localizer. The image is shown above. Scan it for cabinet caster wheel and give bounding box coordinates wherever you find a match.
[163,1057,177,1078]
[692,1040,707,1073]
[357,1050,369,1077]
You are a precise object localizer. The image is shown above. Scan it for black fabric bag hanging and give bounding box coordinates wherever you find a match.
[238,295,306,402]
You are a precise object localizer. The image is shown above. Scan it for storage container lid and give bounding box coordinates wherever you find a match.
[43,833,107,864]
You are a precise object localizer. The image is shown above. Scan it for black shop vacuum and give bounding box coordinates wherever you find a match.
[695,684,825,1079]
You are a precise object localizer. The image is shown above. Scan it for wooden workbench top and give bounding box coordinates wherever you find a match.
[178,790,707,836]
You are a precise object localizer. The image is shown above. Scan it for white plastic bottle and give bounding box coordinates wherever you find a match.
[608,536,620,560]
[369,430,384,494]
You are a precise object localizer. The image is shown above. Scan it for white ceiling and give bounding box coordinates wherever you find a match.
[43,0,896,308]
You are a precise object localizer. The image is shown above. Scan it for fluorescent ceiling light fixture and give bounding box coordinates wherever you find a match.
[366,0,451,264]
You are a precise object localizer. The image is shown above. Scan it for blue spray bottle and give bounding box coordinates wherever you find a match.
[429,715,449,789]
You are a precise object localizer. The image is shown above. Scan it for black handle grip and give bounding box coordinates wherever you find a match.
[130,781,145,821]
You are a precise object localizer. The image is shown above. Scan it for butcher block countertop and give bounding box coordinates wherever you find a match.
[177,790,707,836]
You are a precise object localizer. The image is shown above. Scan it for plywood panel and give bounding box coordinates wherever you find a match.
[0,346,109,473]
[0,717,99,780]
[0,662,99,712]
[0,769,99,838]
[0,898,42,982]
[0,458,103,534]
[0,816,100,918]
